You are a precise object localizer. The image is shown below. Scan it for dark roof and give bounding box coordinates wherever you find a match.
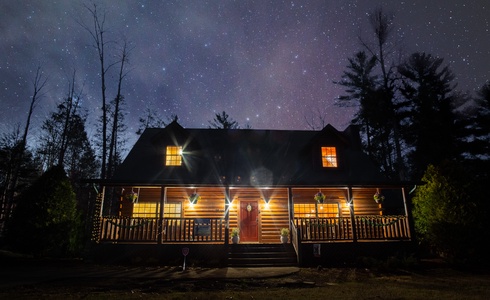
[106,121,401,187]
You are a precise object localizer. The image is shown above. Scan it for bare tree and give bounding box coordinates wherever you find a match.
[358,8,405,179]
[58,70,82,166]
[78,3,118,180]
[1,66,46,228]
[107,39,132,178]
[304,107,329,130]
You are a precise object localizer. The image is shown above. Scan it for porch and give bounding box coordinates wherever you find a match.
[96,215,411,244]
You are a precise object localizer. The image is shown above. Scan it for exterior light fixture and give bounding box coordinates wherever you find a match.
[189,193,200,204]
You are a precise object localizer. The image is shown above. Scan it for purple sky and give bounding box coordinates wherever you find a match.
[1,0,489,148]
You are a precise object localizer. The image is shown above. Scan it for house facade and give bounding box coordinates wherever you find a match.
[91,121,415,266]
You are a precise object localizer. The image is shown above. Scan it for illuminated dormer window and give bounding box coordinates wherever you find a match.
[165,146,182,166]
[321,147,338,168]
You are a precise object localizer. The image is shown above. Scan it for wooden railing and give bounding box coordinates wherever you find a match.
[290,219,301,264]
[99,215,409,243]
[294,215,410,242]
[99,217,226,243]
[294,217,353,241]
[100,217,159,242]
[354,215,411,240]
[162,218,226,242]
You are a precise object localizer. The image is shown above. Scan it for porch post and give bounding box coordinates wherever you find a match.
[157,185,166,244]
[347,186,357,242]
[224,185,230,245]
[98,185,105,218]
[288,187,294,221]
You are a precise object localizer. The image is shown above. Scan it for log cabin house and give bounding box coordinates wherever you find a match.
[91,121,415,267]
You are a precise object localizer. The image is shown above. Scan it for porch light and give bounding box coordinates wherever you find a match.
[189,193,200,204]
[263,200,270,209]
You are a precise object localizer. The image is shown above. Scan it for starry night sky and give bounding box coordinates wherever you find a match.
[1,0,489,147]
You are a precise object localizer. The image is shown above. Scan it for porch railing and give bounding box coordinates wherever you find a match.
[354,215,411,240]
[162,218,226,242]
[294,217,353,241]
[99,215,409,243]
[99,217,226,243]
[100,217,159,242]
[294,215,410,242]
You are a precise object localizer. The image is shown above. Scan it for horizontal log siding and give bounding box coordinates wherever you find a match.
[351,188,382,215]
[259,189,289,243]
[165,187,226,242]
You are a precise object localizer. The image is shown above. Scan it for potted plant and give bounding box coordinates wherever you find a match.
[280,228,289,243]
[189,193,200,204]
[231,227,240,244]
[126,190,138,203]
[314,192,326,204]
[374,191,385,203]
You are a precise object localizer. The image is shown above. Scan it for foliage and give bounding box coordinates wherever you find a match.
[454,82,490,160]
[412,163,488,264]
[373,192,385,203]
[280,228,289,236]
[37,96,98,182]
[314,192,326,203]
[5,166,81,257]
[208,111,239,129]
[398,52,456,179]
[231,227,239,237]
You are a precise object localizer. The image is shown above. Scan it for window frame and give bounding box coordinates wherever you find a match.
[321,146,338,168]
[294,202,340,218]
[165,145,183,166]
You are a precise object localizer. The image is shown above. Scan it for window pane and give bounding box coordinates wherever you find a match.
[294,203,339,218]
[321,147,337,167]
[166,146,182,166]
[133,203,158,218]
[164,203,182,218]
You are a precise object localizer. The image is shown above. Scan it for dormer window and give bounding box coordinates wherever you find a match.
[165,146,182,166]
[321,147,337,168]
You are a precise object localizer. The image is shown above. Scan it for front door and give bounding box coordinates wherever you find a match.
[239,200,259,242]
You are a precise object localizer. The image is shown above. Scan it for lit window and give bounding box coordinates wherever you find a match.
[321,147,337,167]
[132,202,182,218]
[163,203,182,218]
[133,203,158,218]
[294,203,339,218]
[165,146,182,166]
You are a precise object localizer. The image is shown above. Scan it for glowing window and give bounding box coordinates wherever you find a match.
[294,203,339,218]
[163,203,182,218]
[132,202,182,218]
[165,146,182,166]
[321,147,338,168]
[133,203,158,218]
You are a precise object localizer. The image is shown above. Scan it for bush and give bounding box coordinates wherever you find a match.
[5,165,81,257]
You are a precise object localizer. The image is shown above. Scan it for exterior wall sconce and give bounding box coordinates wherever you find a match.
[189,193,200,204]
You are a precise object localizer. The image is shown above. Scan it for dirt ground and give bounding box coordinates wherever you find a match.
[1,255,490,299]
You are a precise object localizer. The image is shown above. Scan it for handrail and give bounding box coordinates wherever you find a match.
[290,219,301,265]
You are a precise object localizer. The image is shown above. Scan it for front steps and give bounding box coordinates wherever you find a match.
[227,243,298,267]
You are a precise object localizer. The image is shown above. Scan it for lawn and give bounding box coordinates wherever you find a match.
[1,258,490,299]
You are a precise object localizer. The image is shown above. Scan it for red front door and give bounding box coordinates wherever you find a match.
[239,201,259,242]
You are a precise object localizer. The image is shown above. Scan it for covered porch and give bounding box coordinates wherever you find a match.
[93,185,412,245]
